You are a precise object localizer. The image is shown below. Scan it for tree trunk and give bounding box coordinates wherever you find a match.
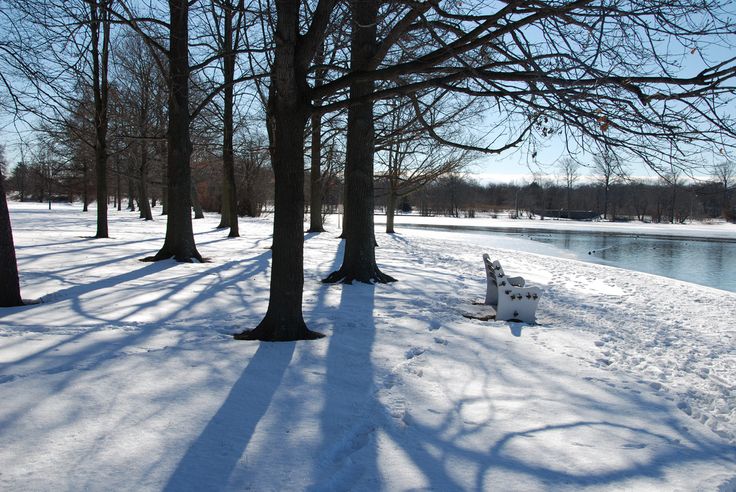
[91,0,110,239]
[308,112,325,232]
[116,157,122,211]
[324,0,394,284]
[217,4,239,237]
[160,146,168,215]
[670,182,677,224]
[723,181,729,218]
[217,183,231,228]
[386,188,396,234]
[127,177,136,211]
[138,143,153,221]
[234,0,322,341]
[144,0,201,262]
[82,159,89,212]
[0,173,23,307]
[192,181,204,219]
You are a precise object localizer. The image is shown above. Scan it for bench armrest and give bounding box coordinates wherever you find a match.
[507,276,525,287]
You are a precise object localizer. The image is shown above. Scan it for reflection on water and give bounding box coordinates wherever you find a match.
[519,232,736,292]
[402,224,736,293]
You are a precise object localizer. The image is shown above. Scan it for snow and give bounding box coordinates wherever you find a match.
[1,202,735,491]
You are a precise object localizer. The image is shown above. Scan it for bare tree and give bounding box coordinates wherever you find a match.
[108,0,205,261]
[113,34,167,221]
[375,97,476,233]
[88,0,112,237]
[711,160,735,218]
[558,158,580,212]
[3,0,114,237]
[208,0,247,237]
[593,151,627,220]
[233,0,336,341]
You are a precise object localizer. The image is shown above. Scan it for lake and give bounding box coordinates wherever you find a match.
[396,224,736,293]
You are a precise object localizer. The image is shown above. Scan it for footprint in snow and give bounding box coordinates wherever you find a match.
[621,443,647,449]
[405,347,425,359]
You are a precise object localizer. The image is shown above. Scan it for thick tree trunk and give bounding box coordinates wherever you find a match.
[216,4,239,237]
[144,0,201,262]
[234,0,321,341]
[308,112,325,232]
[0,174,23,307]
[324,0,395,284]
[386,189,396,234]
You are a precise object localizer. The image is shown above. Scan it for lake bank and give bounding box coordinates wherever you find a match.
[374,213,736,240]
[372,215,736,293]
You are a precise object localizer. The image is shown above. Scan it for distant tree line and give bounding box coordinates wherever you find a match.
[384,164,736,224]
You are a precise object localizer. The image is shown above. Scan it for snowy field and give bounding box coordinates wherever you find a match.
[1,202,735,491]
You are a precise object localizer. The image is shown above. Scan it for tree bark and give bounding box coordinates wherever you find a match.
[216,2,239,237]
[308,112,325,232]
[234,0,322,341]
[0,173,23,307]
[192,181,204,219]
[127,176,136,211]
[144,0,202,262]
[323,0,395,284]
[217,183,231,228]
[91,0,110,239]
[138,143,153,220]
[82,159,89,212]
[386,188,396,234]
[160,165,167,215]
[138,82,153,221]
[116,157,122,211]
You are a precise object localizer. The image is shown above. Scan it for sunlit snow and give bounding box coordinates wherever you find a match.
[1,202,735,491]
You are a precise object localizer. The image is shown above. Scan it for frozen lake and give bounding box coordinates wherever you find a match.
[392,224,736,293]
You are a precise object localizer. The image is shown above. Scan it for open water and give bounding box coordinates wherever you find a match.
[399,224,736,293]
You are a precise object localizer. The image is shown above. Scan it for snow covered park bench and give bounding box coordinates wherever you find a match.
[482,254,541,323]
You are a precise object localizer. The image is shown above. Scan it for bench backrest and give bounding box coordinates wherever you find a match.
[483,254,508,304]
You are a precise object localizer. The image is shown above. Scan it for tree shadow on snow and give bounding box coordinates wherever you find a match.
[163,342,295,491]
[380,321,736,489]
[306,280,381,490]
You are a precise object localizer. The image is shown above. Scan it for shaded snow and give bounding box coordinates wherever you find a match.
[1,202,735,491]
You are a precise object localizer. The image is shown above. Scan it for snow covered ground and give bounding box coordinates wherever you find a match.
[1,202,735,491]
